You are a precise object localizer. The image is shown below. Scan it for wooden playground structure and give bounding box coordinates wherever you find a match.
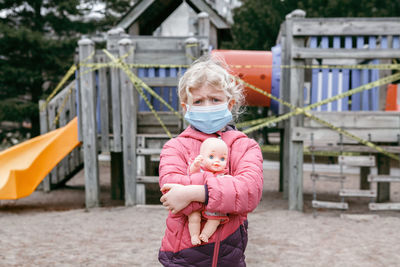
[39,10,400,213]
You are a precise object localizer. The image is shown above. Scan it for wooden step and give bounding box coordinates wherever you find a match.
[311,173,346,181]
[136,176,159,183]
[136,148,162,155]
[338,155,375,167]
[369,203,400,211]
[339,189,377,198]
[368,174,400,183]
[340,214,379,221]
[312,200,349,210]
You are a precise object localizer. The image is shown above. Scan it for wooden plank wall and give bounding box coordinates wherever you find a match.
[39,81,83,191]
[75,34,201,207]
[280,15,400,211]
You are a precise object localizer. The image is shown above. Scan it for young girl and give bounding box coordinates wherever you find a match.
[158,55,264,266]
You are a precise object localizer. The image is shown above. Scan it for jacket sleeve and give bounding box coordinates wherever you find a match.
[159,138,207,216]
[205,138,263,215]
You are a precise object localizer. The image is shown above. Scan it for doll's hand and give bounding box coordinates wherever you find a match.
[193,155,204,166]
[189,155,204,174]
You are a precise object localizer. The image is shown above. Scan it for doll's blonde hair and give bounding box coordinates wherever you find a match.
[178,54,244,118]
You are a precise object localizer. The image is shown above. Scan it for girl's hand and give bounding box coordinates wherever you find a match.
[160,184,192,214]
[160,184,205,214]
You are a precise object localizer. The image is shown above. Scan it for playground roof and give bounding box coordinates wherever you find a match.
[117,0,231,35]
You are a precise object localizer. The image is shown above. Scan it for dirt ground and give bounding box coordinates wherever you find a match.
[1,160,400,266]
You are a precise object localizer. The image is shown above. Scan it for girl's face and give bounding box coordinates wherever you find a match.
[181,84,235,111]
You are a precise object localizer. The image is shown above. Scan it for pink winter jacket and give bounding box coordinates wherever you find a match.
[158,126,263,266]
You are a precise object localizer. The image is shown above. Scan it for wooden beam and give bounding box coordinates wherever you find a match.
[309,145,400,154]
[140,77,179,87]
[293,127,400,143]
[78,38,100,208]
[369,202,400,211]
[97,54,110,153]
[287,18,304,211]
[368,174,400,183]
[137,176,159,183]
[39,99,51,192]
[292,19,400,36]
[119,38,137,206]
[338,155,375,167]
[312,200,348,210]
[339,189,376,198]
[304,112,400,129]
[292,48,400,59]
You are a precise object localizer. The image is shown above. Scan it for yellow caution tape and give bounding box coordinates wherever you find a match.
[103,49,176,138]
[40,64,77,112]
[102,50,182,120]
[82,63,190,69]
[51,85,74,127]
[238,72,400,161]
[42,51,400,157]
[81,63,400,70]
[236,116,276,128]
[228,63,400,70]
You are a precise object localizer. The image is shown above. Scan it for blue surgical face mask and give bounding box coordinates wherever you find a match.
[184,103,233,134]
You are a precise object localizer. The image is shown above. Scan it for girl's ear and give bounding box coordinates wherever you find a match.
[228,99,235,111]
[181,102,187,112]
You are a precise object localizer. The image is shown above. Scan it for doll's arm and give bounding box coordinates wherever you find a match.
[189,155,204,174]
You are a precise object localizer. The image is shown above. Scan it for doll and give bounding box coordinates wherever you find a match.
[188,137,230,245]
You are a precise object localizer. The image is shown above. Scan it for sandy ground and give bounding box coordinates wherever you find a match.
[1,160,400,266]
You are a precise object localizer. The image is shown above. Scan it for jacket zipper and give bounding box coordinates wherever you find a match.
[212,226,222,267]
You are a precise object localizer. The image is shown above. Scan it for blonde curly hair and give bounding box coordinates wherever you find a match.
[178,54,244,119]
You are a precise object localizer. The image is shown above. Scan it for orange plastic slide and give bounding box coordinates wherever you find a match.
[0,117,81,200]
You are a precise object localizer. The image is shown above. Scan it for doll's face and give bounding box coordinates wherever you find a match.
[200,139,228,173]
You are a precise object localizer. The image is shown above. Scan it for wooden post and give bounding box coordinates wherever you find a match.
[136,135,146,204]
[107,28,125,203]
[107,28,124,153]
[39,99,51,192]
[197,12,210,37]
[97,54,110,153]
[119,38,137,206]
[185,37,200,64]
[377,153,391,202]
[279,22,289,199]
[283,11,306,211]
[279,129,284,192]
[47,100,57,186]
[78,38,100,208]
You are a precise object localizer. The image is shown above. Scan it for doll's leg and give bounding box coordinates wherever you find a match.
[199,219,220,243]
[188,211,202,245]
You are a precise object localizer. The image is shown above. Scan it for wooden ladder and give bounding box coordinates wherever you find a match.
[136,134,170,204]
[311,154,377,216]
[368,174,400,211]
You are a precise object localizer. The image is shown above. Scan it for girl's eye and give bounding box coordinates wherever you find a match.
[209,155,214,159]
[220,157,225,162]
[212,98,220,103]
[193,100,202,104]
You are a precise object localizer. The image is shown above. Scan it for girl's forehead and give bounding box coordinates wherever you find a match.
[191,85,226,97]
